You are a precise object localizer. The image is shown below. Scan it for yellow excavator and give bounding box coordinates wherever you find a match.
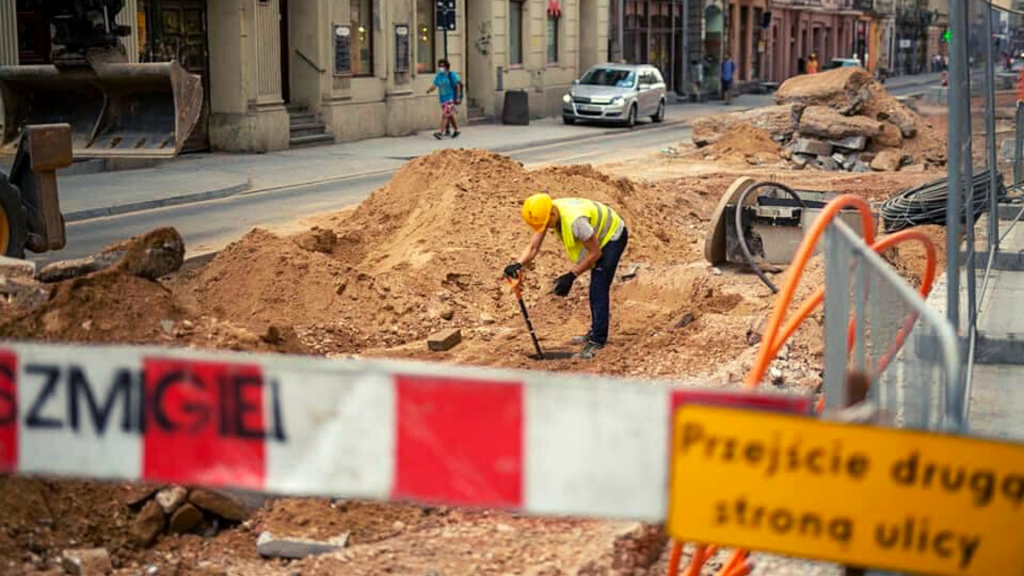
[0,0,202,257]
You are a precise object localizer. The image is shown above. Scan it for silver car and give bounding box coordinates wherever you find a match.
[562,63,667,127]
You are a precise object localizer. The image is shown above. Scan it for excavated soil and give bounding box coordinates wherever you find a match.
[0,147,953,576]
[692,124,784,166]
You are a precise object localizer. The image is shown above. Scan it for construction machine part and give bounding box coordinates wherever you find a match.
[0,61,203,159]
[705,177,875,267]
[1,124,74,258]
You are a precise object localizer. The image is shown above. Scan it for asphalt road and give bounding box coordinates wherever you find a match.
[33,82,936,266]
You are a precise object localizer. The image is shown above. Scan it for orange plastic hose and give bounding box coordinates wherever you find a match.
[744,195,875,389]
[666,541,684,576]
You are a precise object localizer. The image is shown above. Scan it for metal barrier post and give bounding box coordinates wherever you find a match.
[946,0,969,333]
[1016,101,1024,185]
[983,0,999,251]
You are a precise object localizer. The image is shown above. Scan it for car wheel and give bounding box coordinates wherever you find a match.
[626,104,637,128]
[563,116,576,125]
[651,100,665,123]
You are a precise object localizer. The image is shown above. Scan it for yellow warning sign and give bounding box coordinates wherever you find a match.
[667,405,1024,576]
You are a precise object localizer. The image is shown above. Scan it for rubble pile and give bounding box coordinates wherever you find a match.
[692,67,947,172]
[125,486,253,547]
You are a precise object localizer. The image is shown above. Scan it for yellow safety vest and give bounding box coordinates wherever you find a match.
[552,198,624,263]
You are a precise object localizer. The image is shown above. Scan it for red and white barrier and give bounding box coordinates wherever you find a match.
[0,342,811,521]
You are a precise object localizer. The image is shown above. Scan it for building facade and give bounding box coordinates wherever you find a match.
[763,0,862,82]
[0,0,606,152]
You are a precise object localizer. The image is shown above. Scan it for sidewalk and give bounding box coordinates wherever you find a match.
[56,96,775,222]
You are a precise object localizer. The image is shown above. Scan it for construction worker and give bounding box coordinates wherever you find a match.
[503,194,629,359]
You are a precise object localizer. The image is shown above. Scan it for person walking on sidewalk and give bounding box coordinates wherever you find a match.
[426,58,462,140]
[721,53,736,105]
[503,194,629,359]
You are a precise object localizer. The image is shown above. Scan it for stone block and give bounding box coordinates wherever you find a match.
[829,135,868,151]
[870,149,904,171]
[794,138,833,157]
[61,548,112,576]
[188,489,250,522]
[168,503,204,534]
[155,486,188,514]
[131,500,165,547]
[791,154,812,168]
[427,328,462,351]
[799,106,882,140]
[875,122,903,147]
[256,531,350,559]
[814,156,841,171]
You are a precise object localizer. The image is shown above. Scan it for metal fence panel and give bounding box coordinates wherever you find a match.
[824,219,961,430]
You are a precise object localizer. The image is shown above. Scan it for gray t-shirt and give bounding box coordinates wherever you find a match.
[569,216,624,262]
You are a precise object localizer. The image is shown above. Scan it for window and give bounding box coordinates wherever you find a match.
[547,16,559,63]
[351,0,374,75]
[509,0,524,65]
[416,0,435,72]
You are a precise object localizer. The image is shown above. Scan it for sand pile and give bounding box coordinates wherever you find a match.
[179,149,698,353]
[693,124,784,166]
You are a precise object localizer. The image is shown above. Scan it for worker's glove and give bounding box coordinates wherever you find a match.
[503,262,523,279]
[552,271,577,297]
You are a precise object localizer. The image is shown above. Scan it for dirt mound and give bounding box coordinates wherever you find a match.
[696,124,783,165]
[181,150,696,353]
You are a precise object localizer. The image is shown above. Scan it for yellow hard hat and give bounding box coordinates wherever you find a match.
[522,193,553,232]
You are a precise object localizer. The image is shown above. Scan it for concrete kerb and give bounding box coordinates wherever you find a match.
[64,182,252,223]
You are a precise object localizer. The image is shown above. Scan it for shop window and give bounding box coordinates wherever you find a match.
[351,0,375,75]
[416,0,435,73]
[509,0,524,65]
[547,16,559,63]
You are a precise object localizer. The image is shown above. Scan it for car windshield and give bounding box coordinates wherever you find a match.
[580,68,635,88]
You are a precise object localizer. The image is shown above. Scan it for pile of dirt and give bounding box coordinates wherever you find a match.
[177,150,698,354]
[694,124,783,166]
[692,67,947,172]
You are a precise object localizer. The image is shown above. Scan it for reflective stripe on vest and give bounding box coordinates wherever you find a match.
[551,198,623,263]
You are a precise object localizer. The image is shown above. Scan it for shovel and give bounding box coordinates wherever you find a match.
[506,270,545,360]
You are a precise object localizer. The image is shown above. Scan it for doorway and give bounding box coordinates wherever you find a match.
[279,0,291,103]
[15,0,52,64]
[139,0,212,152]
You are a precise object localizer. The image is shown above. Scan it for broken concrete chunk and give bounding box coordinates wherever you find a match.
[814,156,841,171]
[691,104,800,145]
[842,153,861,171]
[875,122,903,147]
[256,531,350,559]
[799,106,882,140]
[870,149,904,172]
[131,500,166,547]
[168,503,204,534]
[155,486,188,514]
[61,548,113,576]
[427,328,462,351]
[794,138,832,157]
[188,489,250,522]
[791,154,812,168]
[774,67,874,115]
[829,135,868,151]
[39,227,185,283]
[852,161,871,173]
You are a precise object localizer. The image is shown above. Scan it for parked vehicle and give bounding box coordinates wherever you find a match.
[824,58,863,70]
[562,64,667,128]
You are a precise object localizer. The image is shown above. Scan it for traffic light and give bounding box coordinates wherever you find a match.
[942,29,951,43]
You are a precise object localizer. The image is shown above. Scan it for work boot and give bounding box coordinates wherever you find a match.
[570,334,592,344]
[574,339,605,360]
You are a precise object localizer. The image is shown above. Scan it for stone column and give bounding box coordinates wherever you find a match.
[0,0,16,66]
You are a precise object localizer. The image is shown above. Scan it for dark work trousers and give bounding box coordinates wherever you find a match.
[588,226,629,345]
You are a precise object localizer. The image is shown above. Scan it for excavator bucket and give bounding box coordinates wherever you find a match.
[0,61,202,159]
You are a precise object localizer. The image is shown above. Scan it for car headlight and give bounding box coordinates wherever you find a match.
[563,93,572,104]
[611,96,625,106]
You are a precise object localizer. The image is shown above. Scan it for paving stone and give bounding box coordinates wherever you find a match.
[427,328,462,351]
[61,548,112,576]
[256,531,350,559]
[131,500,165,547]
[794,138,832,157]
[188,489,250,522]
[829,135,868,151]
[155,486,188,514]
[168,503,205,534]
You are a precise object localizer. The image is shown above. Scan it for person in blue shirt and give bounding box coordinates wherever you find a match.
[721,53,736,105]
[426,58,463,139]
